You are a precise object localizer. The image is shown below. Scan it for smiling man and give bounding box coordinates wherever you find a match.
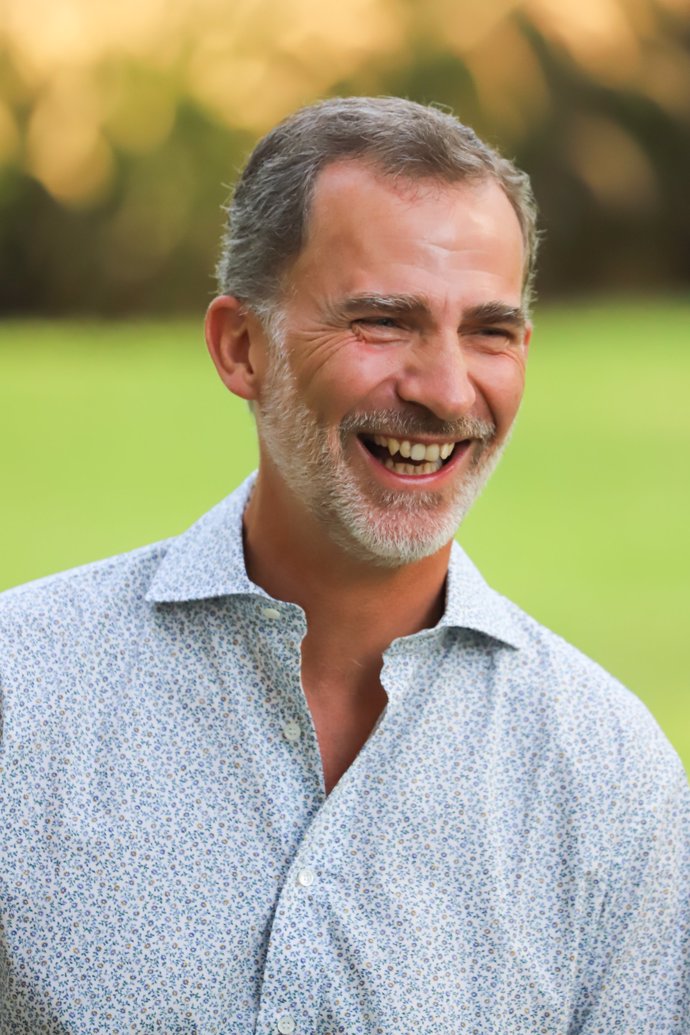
[0,97,688,1034]
[205,153,532,796]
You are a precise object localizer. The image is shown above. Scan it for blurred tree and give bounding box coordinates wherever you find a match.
[0,0,688,314]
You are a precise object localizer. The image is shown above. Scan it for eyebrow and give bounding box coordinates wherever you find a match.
[327,294,527,332]
[327,293,430,320]
[461,301,527,333]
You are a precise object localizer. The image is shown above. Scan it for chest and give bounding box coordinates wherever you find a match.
[0,617,606,1033]
[302,673,388,794]
[1,772,593,1035]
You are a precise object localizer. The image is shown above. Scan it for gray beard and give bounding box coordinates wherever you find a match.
[254,337,508,567]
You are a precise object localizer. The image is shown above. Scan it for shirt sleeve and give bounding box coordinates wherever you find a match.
[571,759,690,1032]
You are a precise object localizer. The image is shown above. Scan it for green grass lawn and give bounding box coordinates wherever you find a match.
[1,300,689,771]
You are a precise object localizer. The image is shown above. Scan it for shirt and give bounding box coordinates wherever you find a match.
[0,473,688,1035]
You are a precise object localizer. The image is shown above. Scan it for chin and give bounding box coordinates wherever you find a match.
[324,437,507,566]
[319,486,471,568]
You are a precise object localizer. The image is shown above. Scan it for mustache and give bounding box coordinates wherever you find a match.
[340,409,496,443]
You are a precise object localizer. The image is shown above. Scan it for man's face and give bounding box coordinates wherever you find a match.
[253,161,531,566]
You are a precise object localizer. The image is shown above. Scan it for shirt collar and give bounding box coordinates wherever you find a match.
[145,471,525,649]
[145,473,261,604]
[439,542,526,649]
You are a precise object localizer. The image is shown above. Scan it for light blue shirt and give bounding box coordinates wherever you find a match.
[1,474,688,1034]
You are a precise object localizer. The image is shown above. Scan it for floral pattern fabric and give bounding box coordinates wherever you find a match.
[0,473,688,1034]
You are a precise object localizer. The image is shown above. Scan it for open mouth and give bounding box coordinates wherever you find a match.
[359,433,462,477]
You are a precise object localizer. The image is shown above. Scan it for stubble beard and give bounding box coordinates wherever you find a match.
[255,338,508,568]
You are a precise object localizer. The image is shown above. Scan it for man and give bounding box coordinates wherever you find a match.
[0,97,687,1033]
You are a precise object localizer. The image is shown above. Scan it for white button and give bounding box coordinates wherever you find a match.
[296,867,316,888]
[282,720,301,743]
[276,1014,296,1034]
[262,607,281,620]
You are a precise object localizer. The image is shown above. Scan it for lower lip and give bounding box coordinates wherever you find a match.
[355,437,472,487]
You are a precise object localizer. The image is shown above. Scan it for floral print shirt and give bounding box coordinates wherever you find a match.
[0,474,688,1034]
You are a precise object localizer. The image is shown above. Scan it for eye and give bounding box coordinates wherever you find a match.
[469,326,518,350]
[479,326,513,339]
[355,317,400,328]
[350,316,407,343]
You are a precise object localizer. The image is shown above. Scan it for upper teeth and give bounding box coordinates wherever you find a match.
[372,435,455,462]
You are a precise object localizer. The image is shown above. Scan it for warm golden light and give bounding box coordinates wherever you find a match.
[464,19,550,139]
[25,71,113,204]
[565,113,658,211]
[0,0,687,211]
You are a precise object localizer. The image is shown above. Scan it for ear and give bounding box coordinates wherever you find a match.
[205,295,264,401]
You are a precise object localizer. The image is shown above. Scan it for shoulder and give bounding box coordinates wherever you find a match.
[0,539,173,658]
[482,592,686,804]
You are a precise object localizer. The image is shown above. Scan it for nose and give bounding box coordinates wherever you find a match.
[395,330,477,423]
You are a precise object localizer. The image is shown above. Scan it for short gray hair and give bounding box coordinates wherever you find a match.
[216,96,539,315]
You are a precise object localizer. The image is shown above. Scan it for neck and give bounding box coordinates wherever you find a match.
[243,467,452,654]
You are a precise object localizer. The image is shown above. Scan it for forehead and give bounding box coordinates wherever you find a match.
[286,160,525,304]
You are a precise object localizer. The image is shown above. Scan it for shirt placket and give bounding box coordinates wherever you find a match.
[251,635,425,1035]
[250,598,328,1034]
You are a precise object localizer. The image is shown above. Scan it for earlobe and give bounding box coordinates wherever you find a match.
[205,295,261,401]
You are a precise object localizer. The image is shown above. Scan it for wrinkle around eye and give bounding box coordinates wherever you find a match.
[462,328,519,353]
[290,328,361,377]
[351,321,409,345]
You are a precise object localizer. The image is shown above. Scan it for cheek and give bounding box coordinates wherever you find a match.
[472,355,526,427]
[298,344,399,414]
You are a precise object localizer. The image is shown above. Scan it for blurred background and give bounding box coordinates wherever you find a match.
[2,0,690,311]
[1,0,689,766]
